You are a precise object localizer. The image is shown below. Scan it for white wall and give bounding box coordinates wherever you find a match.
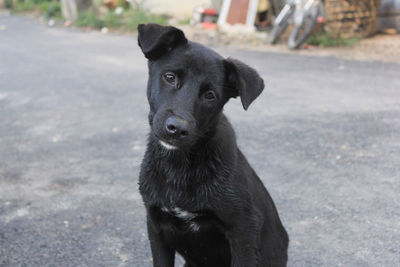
[141,0,218,19]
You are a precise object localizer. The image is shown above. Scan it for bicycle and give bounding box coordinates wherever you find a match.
[268,0,324,49]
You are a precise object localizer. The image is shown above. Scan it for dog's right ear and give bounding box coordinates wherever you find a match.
[137,23,188,61]
[223,58,265,110]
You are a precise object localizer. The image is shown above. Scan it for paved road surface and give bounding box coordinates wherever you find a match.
[1,14,399,266]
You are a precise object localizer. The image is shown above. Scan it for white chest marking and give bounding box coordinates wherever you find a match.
[161,207,200,232]
[172,207,197,220]
[189,222,200,232]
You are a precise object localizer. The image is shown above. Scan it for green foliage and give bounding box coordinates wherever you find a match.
[10,0,169,31]
[39,1,61,19]
[5,0,13,9]
[117,0,130,10]
[178,17,191,25]
[75,11,105,29]
[123,6,168,31]
[32,0,55,3]
[13,0,36,12]
[307,30,360,47]
[104,11,123,28]
[73,2,168,30]
[11,0,61,19]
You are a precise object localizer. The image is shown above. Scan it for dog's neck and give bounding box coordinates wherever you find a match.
[139,113,239,209]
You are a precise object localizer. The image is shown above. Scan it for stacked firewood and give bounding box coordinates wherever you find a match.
[324,0,381,38]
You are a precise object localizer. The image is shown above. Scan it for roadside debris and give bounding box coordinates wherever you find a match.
[101,26,108,33]
[191,6,218,30]
[377,0,400,32]
[48,18,55,27]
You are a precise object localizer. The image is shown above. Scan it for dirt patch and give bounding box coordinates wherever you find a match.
[180,24,400,64]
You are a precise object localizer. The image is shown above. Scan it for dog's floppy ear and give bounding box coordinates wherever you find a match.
[223,58,264,110]
[137,23,188,61]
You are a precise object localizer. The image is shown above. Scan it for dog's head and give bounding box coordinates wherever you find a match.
[137,24,264,150]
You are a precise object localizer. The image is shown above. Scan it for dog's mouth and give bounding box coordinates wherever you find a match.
[159,139,178,150]
[153,134,179,150]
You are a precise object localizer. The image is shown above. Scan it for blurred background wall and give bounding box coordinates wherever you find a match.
[141,0,222,19]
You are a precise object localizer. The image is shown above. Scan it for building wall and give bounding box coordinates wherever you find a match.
[141,0,221,19]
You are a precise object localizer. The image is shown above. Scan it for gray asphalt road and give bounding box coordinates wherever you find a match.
[1,14,399,267]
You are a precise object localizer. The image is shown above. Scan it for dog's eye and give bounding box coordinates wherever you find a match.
[163,72,176,86]
[204,90,216,100]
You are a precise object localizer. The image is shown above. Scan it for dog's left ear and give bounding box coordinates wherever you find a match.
[137,23,188,61]
[223,58,265,110]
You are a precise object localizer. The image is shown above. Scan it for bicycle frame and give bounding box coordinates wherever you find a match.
[294,0,317,26]
[274,2,295,25]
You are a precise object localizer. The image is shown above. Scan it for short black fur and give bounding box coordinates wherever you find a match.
[137,23,289,267]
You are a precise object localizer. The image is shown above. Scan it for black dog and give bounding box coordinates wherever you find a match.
[138,23,288,267]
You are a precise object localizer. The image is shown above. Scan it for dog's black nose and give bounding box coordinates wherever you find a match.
[165,116,188,138]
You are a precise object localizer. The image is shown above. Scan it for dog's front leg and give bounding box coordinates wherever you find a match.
[147,219,175,267]
[228,228,259,267]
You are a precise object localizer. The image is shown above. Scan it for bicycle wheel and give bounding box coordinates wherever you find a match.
[287,2,322,49]
[268,20,291,44]
[268,4,293,44]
